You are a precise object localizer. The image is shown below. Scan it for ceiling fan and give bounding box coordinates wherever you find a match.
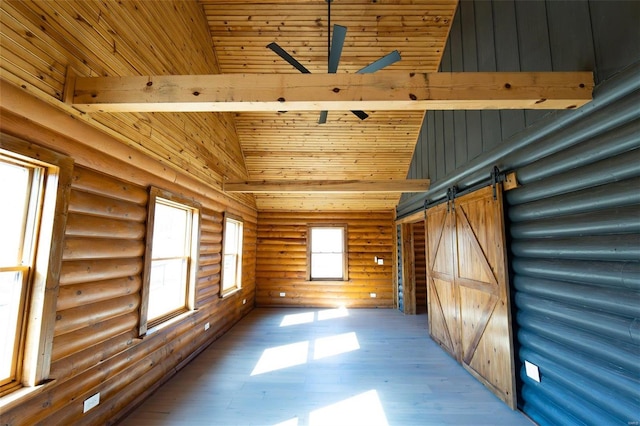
[267,0,401,124]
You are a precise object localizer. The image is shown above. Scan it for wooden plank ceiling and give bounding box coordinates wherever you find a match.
[200,0,458,211]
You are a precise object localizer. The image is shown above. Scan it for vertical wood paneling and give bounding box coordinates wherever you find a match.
[256,211,395,308]
[460,0,482,161]
[588,0,640,83]
[515,0,551,125]
[404,0,637,196]
[493,0,525,141]
[547,1,595,73]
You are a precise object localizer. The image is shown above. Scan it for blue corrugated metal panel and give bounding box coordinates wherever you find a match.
[507,74,640,424]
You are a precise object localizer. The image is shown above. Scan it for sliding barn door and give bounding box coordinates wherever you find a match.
[426,201,460,359]
[426,185,516,408]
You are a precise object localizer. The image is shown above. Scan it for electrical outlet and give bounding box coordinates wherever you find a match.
[377,258,384,265]
[279,292,286,297]
[370,292,377,298]
[524,360,541,382]
[83,392,100,413]
[242,298,246,305]
[204,322,210,331]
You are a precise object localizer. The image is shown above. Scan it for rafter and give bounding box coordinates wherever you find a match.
[224,179,431,193]
[69,72,593,113]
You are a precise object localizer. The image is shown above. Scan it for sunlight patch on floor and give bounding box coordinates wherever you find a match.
[280,311,315,327]
[251,341,309,376]
[317,306,349,321]
[309,389,389,426]
[273,417,299,426]
[313,332,360,360]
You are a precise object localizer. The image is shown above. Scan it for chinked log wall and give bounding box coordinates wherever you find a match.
[0,113,257,425]
[256,211,395,308]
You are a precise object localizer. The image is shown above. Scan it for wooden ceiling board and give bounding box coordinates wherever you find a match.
[201,0,457,211]
[1,0,254,207]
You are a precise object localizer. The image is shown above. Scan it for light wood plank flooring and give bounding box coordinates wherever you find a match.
[120,308,533,425]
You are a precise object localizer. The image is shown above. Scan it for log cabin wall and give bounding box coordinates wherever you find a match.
[0,98,257,425]
[256,211,395,308]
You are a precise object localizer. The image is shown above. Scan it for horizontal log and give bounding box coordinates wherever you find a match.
[200,242,222,254]
[256,298,393,308]
[198,252,222,266]
[59,258,143,286]
[72,72,593,112]
[69,189,147,221]
[55,294,140,337]
[62,237,144,260]
[198,273,220,287]
[200,230,223,244]
[52,312,138,361]
[201,209,224,224]
[72,166,148,205]
[65,212,146,239]
[198,262,221,276]
[56,276,142,311]
[225,179,430,193]
[49,329,137,380]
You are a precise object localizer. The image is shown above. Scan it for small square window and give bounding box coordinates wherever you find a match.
[308,225,348,281]
[221,214,243,297]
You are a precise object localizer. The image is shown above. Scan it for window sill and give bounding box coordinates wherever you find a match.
[220,287,241,299]
[307,280,350,285]
[0,379,56,413]
[146,309,196,336]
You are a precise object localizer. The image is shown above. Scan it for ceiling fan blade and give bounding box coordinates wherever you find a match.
[319,25,347,124]
[351,110,369,120]
[328,24,346,73]
[347,50,400,120]
[356,50,402,74]
[267,42,311,74]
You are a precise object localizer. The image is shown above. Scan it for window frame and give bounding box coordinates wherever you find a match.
[220,213,244,298]
[139,187,201,335]
[307,224,349,282]
[0,134,73,396]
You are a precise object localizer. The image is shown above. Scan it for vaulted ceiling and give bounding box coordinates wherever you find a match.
[2,1,592,212]
[200,0,458,210]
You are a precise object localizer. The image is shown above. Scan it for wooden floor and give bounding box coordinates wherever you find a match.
[120,308,533,425]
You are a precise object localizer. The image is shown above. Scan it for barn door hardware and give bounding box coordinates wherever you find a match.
[446,186,458,212]
[491,166,504,200]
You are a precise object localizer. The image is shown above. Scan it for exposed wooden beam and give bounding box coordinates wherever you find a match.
[71,72,593,113]
[224,179,431,193]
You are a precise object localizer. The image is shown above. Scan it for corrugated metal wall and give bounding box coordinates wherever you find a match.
[505,106,640,425]
[395,0,640,421]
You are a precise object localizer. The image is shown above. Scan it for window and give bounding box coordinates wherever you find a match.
[308,225,348,281]
[221,214,243,297]
[0,136,72,396]
[141,188,200,333]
